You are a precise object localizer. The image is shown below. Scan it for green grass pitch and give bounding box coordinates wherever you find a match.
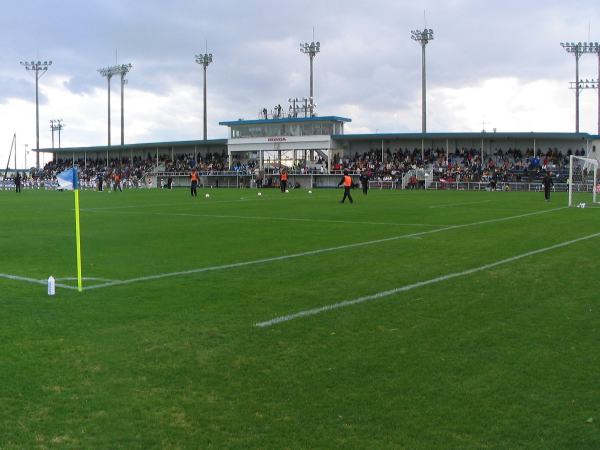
[1,187,599,448]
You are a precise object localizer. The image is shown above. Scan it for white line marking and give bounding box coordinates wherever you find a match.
[169,212,444,227]
[0,273,79,290]
[84,207,565,291]
[255,230,600,327]
[54,277,119,282]
[84,208,446,228]
[428,200,492,208]
[79,194,304,212]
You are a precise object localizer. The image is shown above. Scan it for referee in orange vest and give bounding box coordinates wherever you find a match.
[338,170,354,203]
[280,169,288,192]
[190,168,199,197]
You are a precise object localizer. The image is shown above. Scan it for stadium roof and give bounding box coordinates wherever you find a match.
[34,131,599,154]
[219,116,352,127]
[333,131,599,141]
[36,138,227,153]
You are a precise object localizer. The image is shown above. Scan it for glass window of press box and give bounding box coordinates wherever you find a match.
[230,121,341,138]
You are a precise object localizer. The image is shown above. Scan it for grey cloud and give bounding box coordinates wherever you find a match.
[1,0,598,155]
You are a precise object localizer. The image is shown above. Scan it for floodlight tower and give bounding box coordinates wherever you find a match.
[119,64,132,145]
[98,65,119,146]
[195,50,213,140]
[50,119,65,148]
[588,42,600,135]
[561,42,588,133]
[411,28,434,133]
[570,76,600,133]
[98,64,132,146]
[20,59,52,168]
[300,39,320,116]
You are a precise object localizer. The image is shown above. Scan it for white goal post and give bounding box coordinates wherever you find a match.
[568,155,599,207]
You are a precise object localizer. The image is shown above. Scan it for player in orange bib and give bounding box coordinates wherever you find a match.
[190,169,199,197]
[337,170,354,204]
[280,169,288,192]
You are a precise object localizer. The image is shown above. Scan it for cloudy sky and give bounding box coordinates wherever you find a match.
[1,0,599,168]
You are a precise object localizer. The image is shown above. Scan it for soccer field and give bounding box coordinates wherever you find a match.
[1,187,599,448]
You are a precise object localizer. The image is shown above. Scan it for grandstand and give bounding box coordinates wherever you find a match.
[32,113,600,193]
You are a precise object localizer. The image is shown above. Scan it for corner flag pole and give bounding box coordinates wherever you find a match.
[73,171,83,292]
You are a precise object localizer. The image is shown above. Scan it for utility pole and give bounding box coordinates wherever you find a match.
[20,59,52,168]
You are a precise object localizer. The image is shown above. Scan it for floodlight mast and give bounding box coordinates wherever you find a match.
[300,40,320,116]
[98,66,117,146]
[119,64,132,146]
[98,64,132,146]
[561,42,600,134]
[412,28,433,134]
[561,42,586,133]
[590,42,600,135]
[20,59,52,168]
[195,52,213,140]
[50,119,65,149]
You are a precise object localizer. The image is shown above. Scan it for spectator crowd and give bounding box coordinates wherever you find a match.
[2,145,588,190]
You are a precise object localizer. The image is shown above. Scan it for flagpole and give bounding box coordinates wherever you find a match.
[74,175,83,292]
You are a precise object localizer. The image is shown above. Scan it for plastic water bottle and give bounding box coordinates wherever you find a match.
[48,276,56,296]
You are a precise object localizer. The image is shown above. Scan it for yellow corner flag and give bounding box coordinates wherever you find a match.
[74,188,83,292]
[57,167,83,292]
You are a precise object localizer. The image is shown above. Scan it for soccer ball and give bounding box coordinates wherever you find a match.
[205,193,210,198]
[308,190,312,194]
[285,189,289,193]
[257,192,262,196]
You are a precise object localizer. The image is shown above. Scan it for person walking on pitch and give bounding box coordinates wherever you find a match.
[15,172,22,193]
[113,172,123,192]
[542,171,553,202]
[338,170,354,204]
[359,169,369,195]
[280,169,288,192]
[190,169,199,197]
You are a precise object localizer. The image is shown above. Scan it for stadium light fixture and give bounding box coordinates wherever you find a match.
[50,119,66,149]
[20,59,52,168]
[411,28,434,133]
[585,42,600,135]
[300,33,320,117]
[119,64,132,146]
[562,41,600,134]
[98,63,132,146]
[195,50,213,140]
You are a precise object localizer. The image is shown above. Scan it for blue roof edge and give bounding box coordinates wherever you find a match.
[219,116,352,126]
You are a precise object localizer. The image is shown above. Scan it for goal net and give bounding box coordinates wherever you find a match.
[568,155,599,207]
